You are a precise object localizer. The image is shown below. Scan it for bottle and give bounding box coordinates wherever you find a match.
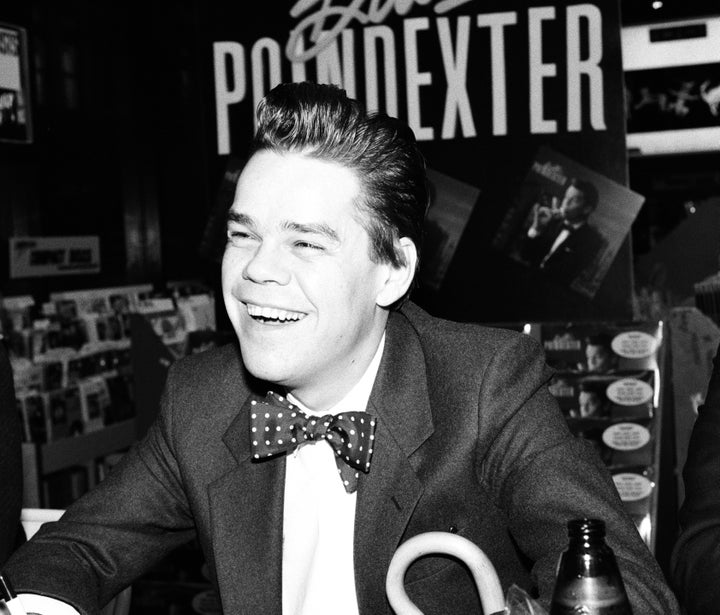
[550,518,633,615]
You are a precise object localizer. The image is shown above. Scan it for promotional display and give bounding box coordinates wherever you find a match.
[493,146,645,299]
[202,0,632,323]
[536,320,664,550]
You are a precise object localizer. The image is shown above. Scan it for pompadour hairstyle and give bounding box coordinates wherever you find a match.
[251,81,429,308]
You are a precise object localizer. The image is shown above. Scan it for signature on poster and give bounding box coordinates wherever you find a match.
[287,0,474,61]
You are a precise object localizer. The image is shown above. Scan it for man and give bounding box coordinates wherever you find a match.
[575,381,609,419]
[520,178,606,286]
[672,341,720,614]
[3,82,679,614]
[583,333,619,374]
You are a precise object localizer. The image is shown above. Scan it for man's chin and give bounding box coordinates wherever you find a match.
[240,353,294,387]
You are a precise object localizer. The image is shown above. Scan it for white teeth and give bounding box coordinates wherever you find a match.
[246,304,305,322]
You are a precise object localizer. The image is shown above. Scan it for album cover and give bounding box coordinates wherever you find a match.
[492,147,645,298]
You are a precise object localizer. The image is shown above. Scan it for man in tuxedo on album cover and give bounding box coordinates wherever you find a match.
[520,177,606,287]
[3,82,678,615]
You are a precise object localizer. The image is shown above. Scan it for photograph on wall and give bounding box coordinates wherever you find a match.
[0,23,32,143]
[625,62,720,133]
[492,147,645,299]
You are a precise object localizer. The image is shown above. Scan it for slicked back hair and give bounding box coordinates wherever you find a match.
[250,81,429,309]
[568,177,599,214]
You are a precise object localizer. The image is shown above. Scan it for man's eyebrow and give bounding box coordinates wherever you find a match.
[283,221,340,242]
[227,211,254,227]
[226,212,340,242]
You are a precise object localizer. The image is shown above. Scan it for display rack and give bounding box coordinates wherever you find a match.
[526,319,669,557]
[21,418,137,508]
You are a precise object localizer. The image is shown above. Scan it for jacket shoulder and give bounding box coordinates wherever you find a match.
[162,343,246,426]
[399,301,544,363]
[168,343,241,383]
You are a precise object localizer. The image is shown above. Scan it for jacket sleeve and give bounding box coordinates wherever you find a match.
[671,341,720,614]
[2,363,196,615]
[476,332,680,614]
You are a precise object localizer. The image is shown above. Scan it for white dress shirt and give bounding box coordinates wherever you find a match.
[282,333,384,615]
[17,334,385,615]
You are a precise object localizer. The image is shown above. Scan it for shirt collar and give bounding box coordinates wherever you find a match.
[287,333,386,417]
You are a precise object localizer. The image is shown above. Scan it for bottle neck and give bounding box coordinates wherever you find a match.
[567,518,606,547]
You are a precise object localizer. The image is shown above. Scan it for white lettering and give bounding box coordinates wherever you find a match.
[290,34,308,82]
[404,17,433,140]
[251,37,283,130]
[213,4,610,152]
[476,11,517,136]
[289,0,448,62]
[437,16,475,139]
[528,6,557,134]
[316,30,357,96]
[364,25,399,115]
[213,42,246,155]
[566,4,606,131]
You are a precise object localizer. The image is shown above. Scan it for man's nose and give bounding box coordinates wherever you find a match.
[242,241,290,285]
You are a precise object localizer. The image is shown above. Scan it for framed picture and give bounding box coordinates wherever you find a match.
[622,16,720,157]
[0,22,33,144]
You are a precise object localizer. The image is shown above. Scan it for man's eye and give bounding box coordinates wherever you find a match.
[294,241,323,251]
[227,229,253,244]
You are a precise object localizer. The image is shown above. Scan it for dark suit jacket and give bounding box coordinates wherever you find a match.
[0,340,23,566]
[521,218,605,285]
[4,303,678,614]
[671,341,720,614]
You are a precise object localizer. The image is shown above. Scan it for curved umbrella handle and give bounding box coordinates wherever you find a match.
[385,531,506,615]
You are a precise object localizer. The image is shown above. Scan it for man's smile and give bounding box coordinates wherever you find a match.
[246,303,307,324]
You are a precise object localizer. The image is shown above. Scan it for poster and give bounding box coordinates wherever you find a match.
[201,0,630,323]
[9,236,101,278]
[0,22,32,143]
[492,147,645,299]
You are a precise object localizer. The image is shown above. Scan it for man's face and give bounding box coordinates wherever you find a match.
[222,151,401,409]
[559,185,589,224]
[578,391,602,418]
[585,344,614,373]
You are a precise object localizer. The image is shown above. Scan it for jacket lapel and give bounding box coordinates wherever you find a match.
[355,310,434,614]
[210,392,286,615]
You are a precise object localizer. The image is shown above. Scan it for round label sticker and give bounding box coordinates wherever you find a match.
[612,473,653,501]
[606,378,654,406]
[611,331,658,359]
[602,422,651,450]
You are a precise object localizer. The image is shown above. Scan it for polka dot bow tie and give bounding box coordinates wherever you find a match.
[249,391,377,493]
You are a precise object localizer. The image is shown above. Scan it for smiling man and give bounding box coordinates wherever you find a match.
[223,150,413,410]
[3,82,679,615]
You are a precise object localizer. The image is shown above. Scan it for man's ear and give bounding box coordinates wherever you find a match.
[376,237,418,308]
